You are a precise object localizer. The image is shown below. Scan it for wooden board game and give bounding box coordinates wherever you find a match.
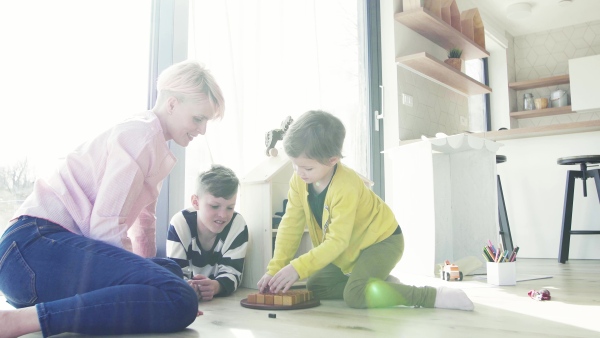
[240,289,320,310]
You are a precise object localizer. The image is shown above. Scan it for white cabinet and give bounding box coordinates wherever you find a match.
[569,54,600,113]
[385,134,500,277]
[239,151,312,289]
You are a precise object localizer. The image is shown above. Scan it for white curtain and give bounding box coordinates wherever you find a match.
[0,0,151,227]
[184,0,369,198]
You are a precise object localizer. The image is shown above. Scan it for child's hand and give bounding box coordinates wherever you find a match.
[268,264,299,293]
[257,274,273,293]
[187,275,220,301]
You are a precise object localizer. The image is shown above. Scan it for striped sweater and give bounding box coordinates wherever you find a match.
[166,208,248,296]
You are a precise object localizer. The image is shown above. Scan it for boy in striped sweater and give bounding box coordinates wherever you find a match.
[167,165,249,301]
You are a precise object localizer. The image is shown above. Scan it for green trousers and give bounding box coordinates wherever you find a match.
[306,233,436,309]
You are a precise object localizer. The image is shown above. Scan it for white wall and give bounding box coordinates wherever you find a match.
[381,0,400,206]
[498,131,600,259]
[383,0,471,203]
[487,36,511,130]
[456,0,512,131]
[393,27,470,141]
[383,1,600,261]
[512,20,600,128]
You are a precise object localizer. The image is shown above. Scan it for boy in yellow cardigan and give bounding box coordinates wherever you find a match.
[257,110,473,311]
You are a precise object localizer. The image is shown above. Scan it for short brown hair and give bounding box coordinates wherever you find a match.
[283,110,345,164]
[195,165,239,199]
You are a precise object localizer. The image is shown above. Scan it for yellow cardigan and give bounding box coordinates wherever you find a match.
[267,163,399,279]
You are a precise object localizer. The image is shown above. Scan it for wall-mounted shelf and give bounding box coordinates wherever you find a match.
[510,106,573,119]
[394,7,489,60]
[508,75,570,91]
[396,52,492,96]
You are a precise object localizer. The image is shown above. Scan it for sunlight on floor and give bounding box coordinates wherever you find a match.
[392,273,600,334]
[468,285,600,333]
[230,328,255,338]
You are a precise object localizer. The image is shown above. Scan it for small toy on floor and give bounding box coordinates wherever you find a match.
[528,289,551,301]
[440,260,463,281]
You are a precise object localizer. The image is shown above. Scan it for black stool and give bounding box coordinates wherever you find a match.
[557,155,600,263]
[496,155,514,253]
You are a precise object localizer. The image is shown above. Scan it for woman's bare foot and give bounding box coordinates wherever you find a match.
[0,307,41,338]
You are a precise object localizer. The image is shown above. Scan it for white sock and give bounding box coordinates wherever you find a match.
[434,287,474,311]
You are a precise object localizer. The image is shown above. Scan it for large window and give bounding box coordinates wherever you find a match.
[0,0,151,228]
[465,58,488,132]
[183,0,370,199]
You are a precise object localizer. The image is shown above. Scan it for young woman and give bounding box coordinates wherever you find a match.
[0,60,225,338]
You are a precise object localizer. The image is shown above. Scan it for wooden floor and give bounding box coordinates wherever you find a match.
[2,258,600,337]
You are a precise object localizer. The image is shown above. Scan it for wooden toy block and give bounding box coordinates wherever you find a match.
[403,0,441,19]
[282,295,294,306]
[440,0,461,32]
[460,8,485,50]
[246,289,314,307]
[402,0,422,12]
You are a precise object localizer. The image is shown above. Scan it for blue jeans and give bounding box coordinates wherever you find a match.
[0,216,198,337]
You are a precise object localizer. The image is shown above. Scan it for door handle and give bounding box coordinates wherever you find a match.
[375,85,384,132]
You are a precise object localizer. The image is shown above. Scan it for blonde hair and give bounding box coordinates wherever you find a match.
[155,60,225,119]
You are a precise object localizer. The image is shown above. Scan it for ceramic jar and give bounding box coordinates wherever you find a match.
[523,93,534,111]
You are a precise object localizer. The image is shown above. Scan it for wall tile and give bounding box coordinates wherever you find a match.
[551,29,569,42]
[570,26,587,40]
[583,28,596,45]
[396,67,469,139]
[512,20,600,127]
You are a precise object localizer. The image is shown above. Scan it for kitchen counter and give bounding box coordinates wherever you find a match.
[395,120,600,146]
[471,119,600,141]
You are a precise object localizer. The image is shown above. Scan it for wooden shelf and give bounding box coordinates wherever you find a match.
[510,106,573,119]
[509,75,570,91]
[394,7,489,60]
[396,52,492,96]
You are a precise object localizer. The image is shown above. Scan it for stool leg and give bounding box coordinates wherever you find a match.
[497,175,514,253]
[558,170,577,263]
[590,169,600,204]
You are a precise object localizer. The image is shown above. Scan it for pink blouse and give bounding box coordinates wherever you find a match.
[13,111,176,257]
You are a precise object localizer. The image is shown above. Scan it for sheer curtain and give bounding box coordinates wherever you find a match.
[0,0,151,227]
[184,0,369,198]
